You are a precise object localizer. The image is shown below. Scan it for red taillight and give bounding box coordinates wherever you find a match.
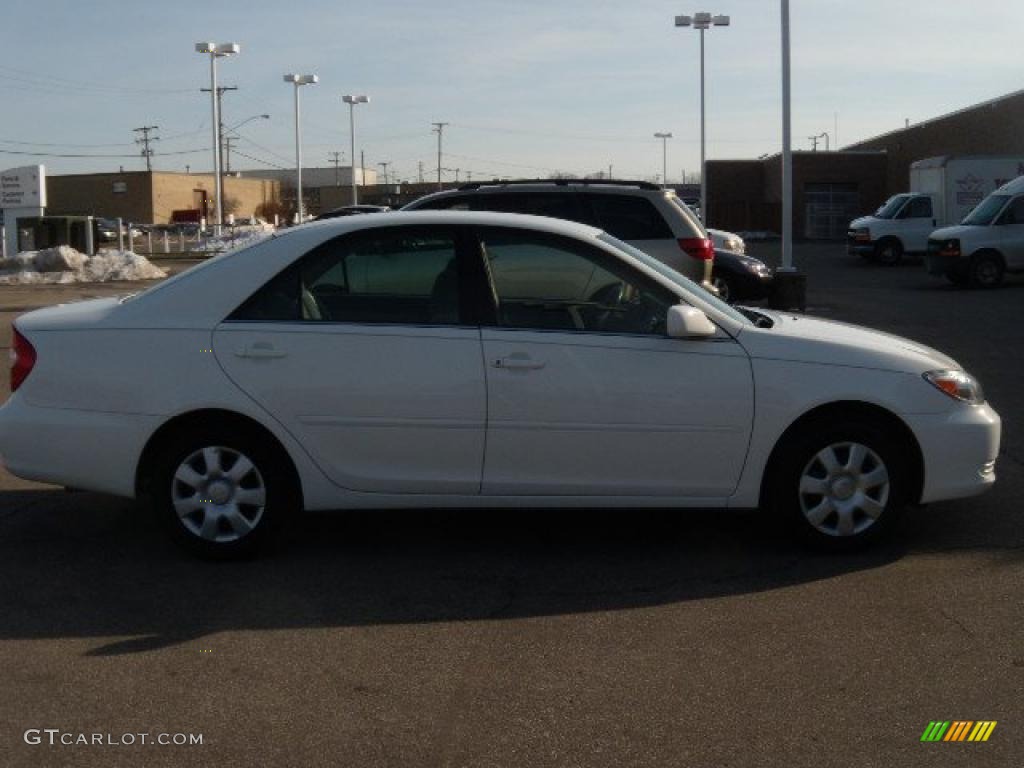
[11,328,36,392]
[678,237,714,261]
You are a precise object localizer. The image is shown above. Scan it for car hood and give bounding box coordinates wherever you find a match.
[930,224,980,239]
[848,215,878,229]
[738,311,958,374]
[15,297,124,332]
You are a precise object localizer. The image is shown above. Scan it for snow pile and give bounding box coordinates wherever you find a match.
[0,246,167,284]
[193,230,273,253]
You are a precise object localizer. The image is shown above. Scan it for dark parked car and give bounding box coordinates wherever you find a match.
[710,250,774,303]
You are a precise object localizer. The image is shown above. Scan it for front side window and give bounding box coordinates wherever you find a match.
[479,228,674,335]
[905,196,933,218]
[997,196,1024,225]
[230,227,462,325]
[584,194,675,240]
[962,195,1009,226]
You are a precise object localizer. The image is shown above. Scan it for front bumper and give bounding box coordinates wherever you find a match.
[847,240,874,256]
[905,402,1001,504]
[925,252,966,277]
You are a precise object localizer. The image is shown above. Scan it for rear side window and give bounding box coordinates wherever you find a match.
[413,194,473,211]
[230,227,462,325]
[473,192,587,224]
[584,194,674,240]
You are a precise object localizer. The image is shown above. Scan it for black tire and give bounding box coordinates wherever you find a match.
[969,251,1005,289]
[711,272,734,303]
[874,239,903,266]
[769,420,907,551]
[144,424,298,559]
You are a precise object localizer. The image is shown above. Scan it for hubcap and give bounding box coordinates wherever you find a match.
[798,442,890,537]
[171,446,266,543]
[712,277,730,302]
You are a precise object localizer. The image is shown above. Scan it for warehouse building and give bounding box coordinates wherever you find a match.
[706,88,1024,239]
[46,171,280,224]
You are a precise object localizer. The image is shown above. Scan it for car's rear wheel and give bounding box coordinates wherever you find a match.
[146,426,297,558]
[771,421,906,549]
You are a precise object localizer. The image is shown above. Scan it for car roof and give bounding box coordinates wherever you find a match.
[406,182,673,207]
[295,209,605,240]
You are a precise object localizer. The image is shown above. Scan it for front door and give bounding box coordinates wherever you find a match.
[474,227,754,498]
[996,195,1024,269]
[213,225,487,494]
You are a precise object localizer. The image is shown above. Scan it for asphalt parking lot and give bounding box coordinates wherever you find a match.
[0,246,1020,767]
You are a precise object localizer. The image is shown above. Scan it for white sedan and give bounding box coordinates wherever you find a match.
[1,211,1000,557]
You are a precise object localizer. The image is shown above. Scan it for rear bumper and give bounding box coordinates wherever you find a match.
[0,395,154,498]
[905,403,1001,504]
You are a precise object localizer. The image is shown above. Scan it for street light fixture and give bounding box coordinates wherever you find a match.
[654,132,673,188]
[195,41,240,236]
[222,114,269,173]
[284,73,318,222]
[343,94,370,204]
[674,11,729,223]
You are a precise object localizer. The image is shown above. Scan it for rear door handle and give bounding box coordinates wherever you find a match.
[493,356,545,370]
[236,342,288,359]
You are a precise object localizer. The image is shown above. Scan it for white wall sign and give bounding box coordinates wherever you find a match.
[1,165,47,207]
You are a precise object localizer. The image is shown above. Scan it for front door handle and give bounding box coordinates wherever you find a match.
[236,342,288,359]
[493,355,545,370]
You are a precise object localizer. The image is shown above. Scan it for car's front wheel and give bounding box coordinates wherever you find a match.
[711,273,734,303]
[146,426,297,558]
[771,421,906,549]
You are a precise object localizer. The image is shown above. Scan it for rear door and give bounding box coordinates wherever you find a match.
[580,193,700,282]
[213,225,487,495]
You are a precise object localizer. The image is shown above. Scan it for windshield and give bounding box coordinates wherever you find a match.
[961,194,1010,226]
[874,195,911,219]
[597,233,749,326]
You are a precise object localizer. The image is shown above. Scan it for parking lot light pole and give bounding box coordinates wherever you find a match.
[654,132,673,188]
[284,74,319,223]
[195,42,240,236]
[674,12,729,224]
[343,95,370,205]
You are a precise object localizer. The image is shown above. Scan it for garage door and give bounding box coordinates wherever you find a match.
[804,183,859,240]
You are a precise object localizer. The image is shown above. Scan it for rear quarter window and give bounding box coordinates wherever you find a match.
[584,194,675,240]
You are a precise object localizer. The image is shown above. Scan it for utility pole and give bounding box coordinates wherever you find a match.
[432,122,449,191]
[224,136,237,173]
[134,125,159,171]
[201,85,238,175]
[329,151,344,185]
[608,163,613,179]
[808,135,819,152]
[377,161,390,186]
[418,161,424,183]
[360,150,366,186]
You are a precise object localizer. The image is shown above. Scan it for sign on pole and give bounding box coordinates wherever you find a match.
[1,165,47,258]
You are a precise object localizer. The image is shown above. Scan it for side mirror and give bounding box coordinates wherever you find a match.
[667,305,717,338]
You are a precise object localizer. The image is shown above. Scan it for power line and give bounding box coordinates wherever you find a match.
[0,147,206,159]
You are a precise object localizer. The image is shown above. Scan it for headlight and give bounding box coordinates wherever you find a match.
[923,369,984,404]
[743,260,771,275]
[726,237,745,253]
[853,227,871,242]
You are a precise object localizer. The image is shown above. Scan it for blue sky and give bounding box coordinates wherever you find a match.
[2,0,1022,183]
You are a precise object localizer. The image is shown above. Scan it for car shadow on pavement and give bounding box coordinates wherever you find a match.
[0,488,929,657]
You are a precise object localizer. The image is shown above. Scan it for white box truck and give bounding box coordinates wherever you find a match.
[847,155,1024,264]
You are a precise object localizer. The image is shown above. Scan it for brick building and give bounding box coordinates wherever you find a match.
[706,89,1024,239]
[46,171,280,224]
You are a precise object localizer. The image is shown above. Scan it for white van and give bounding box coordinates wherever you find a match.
[848,155,1024,265]
[925,175,1024,287]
